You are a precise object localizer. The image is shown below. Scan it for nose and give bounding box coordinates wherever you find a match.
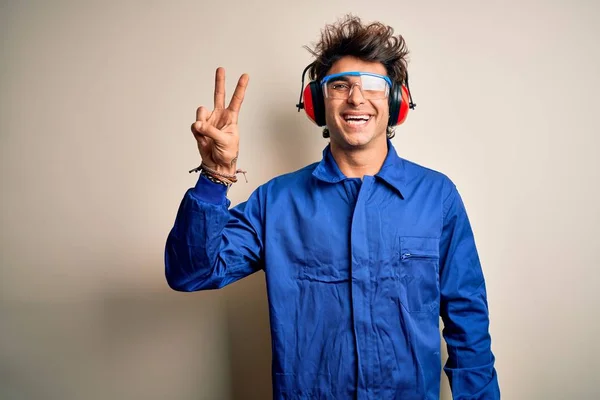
[347,83,365,106]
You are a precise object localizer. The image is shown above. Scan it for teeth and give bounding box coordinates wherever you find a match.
[347,119,368,125]
[344,115,370,121]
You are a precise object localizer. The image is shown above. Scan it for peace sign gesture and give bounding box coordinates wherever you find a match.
[191,67,249,175]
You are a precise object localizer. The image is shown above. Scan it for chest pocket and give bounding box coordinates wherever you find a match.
[298,224,350,283]
[398,236,440,313]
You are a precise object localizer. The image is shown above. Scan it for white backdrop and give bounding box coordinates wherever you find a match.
[1,1,599,398]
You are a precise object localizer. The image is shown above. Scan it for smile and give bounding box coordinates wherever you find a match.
[343,114,372,125]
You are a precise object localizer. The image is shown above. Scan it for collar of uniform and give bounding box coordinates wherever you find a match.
[312,140,407,198]
[375,140,406,198]
[311,144,347,183]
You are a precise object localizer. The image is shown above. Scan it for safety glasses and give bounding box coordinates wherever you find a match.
[321,72,392,100]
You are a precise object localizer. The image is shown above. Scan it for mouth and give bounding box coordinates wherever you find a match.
[342,114,372,127]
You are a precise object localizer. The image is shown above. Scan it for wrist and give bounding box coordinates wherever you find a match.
[197,160,236,175]
[201,171,233,188]
[189,162,247,184]
[211,164,237,176]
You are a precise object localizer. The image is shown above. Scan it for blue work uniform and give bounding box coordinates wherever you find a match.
[165,141,500,399]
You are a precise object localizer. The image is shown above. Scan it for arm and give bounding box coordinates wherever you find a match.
[439,183,500,399]
[165,67,256,291]
[165,174,264,291]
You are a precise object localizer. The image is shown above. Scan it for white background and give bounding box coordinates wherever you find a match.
[1,1,599,398]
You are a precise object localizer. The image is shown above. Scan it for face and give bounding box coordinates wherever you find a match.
[323,56,390,151]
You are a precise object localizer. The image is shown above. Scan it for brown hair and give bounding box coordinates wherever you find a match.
[304,15,410,139]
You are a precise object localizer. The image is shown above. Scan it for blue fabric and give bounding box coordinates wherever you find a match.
[192,174,228,204]
[165,141,500,399]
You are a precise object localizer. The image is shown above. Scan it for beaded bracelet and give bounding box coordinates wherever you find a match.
[202,171,231,187]
[189,162,248,187]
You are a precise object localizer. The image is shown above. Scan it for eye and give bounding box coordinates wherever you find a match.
[330,82,350,91]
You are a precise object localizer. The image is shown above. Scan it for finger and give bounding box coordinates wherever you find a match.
[214,67,226,109]
[191,120,226,142]
[197,135,209,148]
[196,106,210,122]
[228,73,249,114]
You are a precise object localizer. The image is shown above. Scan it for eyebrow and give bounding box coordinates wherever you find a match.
[328,76,354,83]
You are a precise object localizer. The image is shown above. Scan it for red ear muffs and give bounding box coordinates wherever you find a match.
[302,81,326,126]
[297,64,416,128]
[304,82,410,128]
[388,84,410,127]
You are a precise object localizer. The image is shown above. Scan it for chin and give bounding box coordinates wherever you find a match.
[344,134,373,148]
[332,129,382,149]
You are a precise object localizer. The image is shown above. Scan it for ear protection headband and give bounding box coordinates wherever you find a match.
[296,63,416,127]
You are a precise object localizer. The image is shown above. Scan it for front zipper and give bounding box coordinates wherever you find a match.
[401,252,438,261]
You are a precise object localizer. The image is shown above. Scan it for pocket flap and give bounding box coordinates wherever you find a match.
[400,236,440,259]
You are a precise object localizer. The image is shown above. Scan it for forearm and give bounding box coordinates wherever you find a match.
[165,173,264,291]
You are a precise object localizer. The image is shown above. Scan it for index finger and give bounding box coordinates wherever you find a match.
[227,73,249,113]
[214,67,226,109]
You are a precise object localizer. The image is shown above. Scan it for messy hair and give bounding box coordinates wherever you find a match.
[304,15,410,139]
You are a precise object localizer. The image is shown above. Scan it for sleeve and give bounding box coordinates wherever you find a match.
[439,182,500,399]
[164,174,265,291]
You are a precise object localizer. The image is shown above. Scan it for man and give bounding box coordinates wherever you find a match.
[166,15,500,400]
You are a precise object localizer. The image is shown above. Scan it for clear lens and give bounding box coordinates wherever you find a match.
[322,73,390,100]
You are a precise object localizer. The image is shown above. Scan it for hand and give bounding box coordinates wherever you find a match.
[191,67,249,175]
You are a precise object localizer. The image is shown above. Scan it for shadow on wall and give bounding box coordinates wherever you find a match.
[0,300,107,400]
[103,288,234,400]
[224,274,272,400]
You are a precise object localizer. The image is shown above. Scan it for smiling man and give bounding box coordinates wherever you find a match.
[165,15,500,400]
[324,58,390,148]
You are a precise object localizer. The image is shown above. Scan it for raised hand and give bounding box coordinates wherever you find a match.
[191,67,249,175]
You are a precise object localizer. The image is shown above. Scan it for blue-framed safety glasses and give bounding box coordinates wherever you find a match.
[321,72,392,100]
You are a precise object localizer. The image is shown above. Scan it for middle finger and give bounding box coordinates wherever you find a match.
[214,67,226,109]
